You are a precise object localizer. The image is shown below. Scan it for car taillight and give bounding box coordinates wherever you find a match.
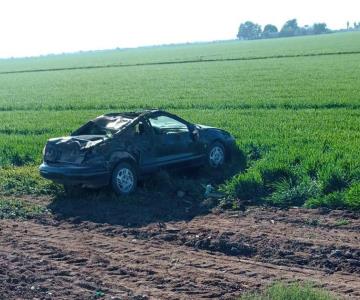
[44,147,59,162]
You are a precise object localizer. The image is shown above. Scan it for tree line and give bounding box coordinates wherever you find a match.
[237,19,359,40]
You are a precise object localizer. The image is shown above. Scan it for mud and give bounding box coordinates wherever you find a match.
[0,198,359,299]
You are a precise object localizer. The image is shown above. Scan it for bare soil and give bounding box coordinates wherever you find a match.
[0,196,359,299]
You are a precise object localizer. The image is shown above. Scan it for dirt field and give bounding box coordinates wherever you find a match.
[0,196,359,299]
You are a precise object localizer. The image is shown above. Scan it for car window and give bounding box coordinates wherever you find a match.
[148,115,189,134]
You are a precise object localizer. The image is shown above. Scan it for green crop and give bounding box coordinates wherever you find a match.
[240,281,338,300]
[0,32,359,209]
[0,31,359,73]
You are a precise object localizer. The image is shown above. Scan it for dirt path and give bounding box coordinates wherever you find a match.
[0,206,359,299]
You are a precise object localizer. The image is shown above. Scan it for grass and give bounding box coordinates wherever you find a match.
[0,198,46,219]
[239,282,338,300]
[334,219,350,226]
[0,166,60,196]
[0,31,359,210]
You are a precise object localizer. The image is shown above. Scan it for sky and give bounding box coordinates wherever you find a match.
[0,0,359,58]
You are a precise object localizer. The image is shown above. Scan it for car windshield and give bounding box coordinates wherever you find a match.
[74,116,132,136]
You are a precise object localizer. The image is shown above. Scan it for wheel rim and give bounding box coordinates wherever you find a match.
[209,146,224,167]
[116,167,134,193]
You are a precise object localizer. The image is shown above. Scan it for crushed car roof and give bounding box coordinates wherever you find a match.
[103,109,162,119]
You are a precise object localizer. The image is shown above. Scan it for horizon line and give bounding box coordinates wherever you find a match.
[0,29,355,61]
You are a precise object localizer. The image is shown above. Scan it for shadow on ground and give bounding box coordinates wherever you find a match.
[48,190,205,227]
[47,150,247,227]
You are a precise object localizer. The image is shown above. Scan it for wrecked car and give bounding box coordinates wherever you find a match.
[39,110,236,195]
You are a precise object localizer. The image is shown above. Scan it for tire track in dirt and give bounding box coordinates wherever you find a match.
[0,207,359,299]
[93,208,360,274]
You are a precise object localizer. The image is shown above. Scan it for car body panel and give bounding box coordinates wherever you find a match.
[39,110,236,187]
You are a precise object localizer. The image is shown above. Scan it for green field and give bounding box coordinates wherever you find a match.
[0,32,359,72]
[0,32,359,209]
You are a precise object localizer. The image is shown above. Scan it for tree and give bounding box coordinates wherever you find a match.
[237,21,262,40]
[262,24,278,38]
[312,23,328,34]
[296,25,310,35]
[280,19,299,37]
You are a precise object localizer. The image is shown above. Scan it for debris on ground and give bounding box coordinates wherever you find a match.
[203,184,224,198]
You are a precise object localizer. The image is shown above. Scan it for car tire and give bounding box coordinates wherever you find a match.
[207,142,226,169]
[111,162,137,195]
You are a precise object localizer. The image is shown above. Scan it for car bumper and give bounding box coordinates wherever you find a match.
[39,162,110,187]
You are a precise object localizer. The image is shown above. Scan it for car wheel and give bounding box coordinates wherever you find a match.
[112,162,137,195]
[207,142,226,168]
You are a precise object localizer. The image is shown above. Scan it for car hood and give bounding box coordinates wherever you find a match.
[196,124,216,129]
[196,124,228,133]
[44,135,106,164]
[196,124,234,140]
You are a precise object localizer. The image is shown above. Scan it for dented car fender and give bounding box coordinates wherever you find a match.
[108,151,138,170]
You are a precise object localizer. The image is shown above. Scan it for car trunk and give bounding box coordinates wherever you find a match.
[44,135,105,164]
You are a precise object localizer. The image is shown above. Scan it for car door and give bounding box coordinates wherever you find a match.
[146,113,197,165]
[110,118,156,171]
[128,119,157,168]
